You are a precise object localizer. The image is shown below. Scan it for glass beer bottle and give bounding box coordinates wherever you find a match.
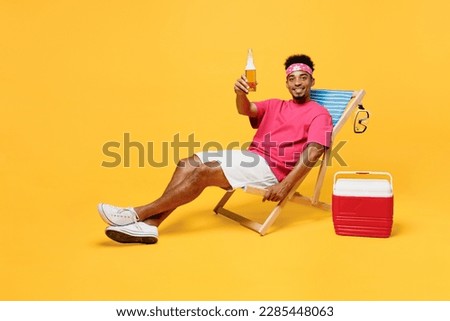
[245,49,256,92]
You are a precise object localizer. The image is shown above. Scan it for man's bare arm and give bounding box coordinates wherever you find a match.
[262,142,326,202]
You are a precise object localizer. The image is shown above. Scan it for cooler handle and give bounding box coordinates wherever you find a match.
[334,171,393,189]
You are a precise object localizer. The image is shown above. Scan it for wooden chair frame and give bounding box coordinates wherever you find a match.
[213,89,366,235]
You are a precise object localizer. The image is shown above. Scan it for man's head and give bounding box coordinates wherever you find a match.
[284,54,315,103]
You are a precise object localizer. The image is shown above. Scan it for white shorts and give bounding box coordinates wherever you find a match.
[195,150,279,190]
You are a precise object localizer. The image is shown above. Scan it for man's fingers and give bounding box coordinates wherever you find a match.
[263,189,282,202]
[235,78,249,93]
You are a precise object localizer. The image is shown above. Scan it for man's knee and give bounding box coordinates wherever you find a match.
[188,162,219,186]
[191,162,230,189]
[191,163,210,179]
[177,155,201,169]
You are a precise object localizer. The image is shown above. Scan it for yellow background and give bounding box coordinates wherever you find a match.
[1,0,449,300]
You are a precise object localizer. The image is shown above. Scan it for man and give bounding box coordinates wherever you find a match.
[98,54,332,244]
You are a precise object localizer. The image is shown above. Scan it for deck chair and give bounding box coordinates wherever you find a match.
[213,89,366,235]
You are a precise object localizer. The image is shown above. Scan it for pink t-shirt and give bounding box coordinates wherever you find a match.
[248,99,332,182]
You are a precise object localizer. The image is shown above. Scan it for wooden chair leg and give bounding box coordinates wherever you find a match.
[312,148,330,205]
[213,190,235,214]
[259,175,308,235]
[259,202,285,236]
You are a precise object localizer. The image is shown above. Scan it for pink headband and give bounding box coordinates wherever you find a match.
[285,63,313,77]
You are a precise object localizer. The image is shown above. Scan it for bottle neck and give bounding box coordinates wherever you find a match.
[246,50,255,70]
[246,60,255,70]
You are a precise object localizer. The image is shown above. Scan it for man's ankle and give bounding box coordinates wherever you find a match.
[143,218,161,227]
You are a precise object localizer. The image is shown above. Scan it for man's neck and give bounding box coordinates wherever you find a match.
[293,96,311,104]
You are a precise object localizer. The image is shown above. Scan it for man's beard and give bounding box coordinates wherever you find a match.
[291,88,309,102]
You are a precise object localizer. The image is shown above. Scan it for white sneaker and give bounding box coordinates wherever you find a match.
[97,203,139,226]
[105,222,158,244]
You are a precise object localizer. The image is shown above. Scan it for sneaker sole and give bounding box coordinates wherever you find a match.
[105,230,158,244]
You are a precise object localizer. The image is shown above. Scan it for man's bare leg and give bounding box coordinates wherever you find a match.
[138,156,202,226]
[135,155,230,226]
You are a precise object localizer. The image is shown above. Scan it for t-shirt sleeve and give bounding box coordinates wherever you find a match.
[249,100,268,129]
[307,113,333,148]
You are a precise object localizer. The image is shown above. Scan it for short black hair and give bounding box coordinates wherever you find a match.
[284,54,315,72]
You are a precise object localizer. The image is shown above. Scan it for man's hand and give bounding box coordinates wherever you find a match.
[235,75,258,117]
[262,181,292,202]
[261,143,326,203]
[234,75,250,95]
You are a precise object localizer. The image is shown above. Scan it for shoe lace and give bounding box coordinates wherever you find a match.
[116,208,142,230]
[116,208,140,224]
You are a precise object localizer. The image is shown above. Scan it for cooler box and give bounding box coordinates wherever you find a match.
[332,171,394,238]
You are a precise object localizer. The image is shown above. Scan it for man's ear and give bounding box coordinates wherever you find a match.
[311,77,315,87]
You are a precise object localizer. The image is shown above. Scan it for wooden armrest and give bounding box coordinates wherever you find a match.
[244,185,267,196]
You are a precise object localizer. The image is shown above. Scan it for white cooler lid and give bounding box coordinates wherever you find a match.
[333,178,393,197]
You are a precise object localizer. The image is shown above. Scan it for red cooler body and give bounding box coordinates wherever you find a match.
[332,171,394,238]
